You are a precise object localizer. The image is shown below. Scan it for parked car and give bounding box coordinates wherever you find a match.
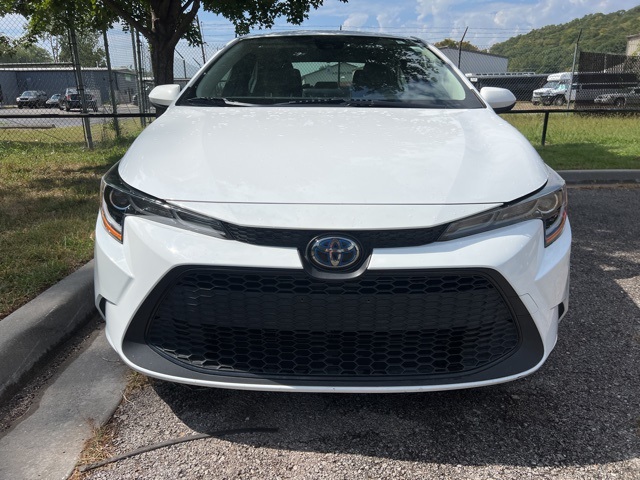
[45,93,61,108]
[59,88,98,112]
[16,90,48,108]
[95,31,570,393]
[594,87,640,107]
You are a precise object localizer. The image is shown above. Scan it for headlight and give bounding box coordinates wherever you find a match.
[100,163,229,243]
[439,169,567,247]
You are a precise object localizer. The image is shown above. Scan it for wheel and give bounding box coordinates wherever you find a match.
[17,104,22,109]
[65,102,71,112]
[614,98,625,107]
[553,95,565,106]
[92,104,98,112]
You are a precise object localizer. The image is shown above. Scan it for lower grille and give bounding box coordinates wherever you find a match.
[143,269,521,378]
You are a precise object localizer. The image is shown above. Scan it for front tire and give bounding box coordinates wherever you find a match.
[553,95,565,106]
[614,98,625,107]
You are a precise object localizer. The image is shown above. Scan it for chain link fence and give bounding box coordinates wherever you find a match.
[0,16,226,146]
[1,15,639,146]
[446,46,640,110]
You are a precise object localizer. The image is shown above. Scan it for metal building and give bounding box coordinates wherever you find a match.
[436,48,509,74]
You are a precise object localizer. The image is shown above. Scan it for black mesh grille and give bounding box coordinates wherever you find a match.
[145,269,520,378]
[222,223,448,248]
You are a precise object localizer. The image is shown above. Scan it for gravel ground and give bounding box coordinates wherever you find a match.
[82,186,640,480]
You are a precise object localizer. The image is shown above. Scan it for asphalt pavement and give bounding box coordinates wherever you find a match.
[0,178,638,479]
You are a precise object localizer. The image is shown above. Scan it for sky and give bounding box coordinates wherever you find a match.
[1,1,639,71]
[198,0,640,49]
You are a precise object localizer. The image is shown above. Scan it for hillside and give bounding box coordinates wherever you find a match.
[489,6,640,73]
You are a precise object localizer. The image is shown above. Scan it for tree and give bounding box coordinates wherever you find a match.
[58,29,106,67]
[2,0,348,85]
[105,0,349,85]
[0,42,53,63]
[434,38,481,52]
[489,6,640,72]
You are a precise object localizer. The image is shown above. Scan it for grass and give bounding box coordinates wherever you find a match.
[0,119,145,144]
[503,112,640,170]
[0,138,135,319]
[70,421,118,479]
[0,113,638,319]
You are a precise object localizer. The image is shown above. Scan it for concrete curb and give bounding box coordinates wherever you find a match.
[0,260,96,401]
[559,169,640,184]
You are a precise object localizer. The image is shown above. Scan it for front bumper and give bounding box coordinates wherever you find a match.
[95,214,571,392]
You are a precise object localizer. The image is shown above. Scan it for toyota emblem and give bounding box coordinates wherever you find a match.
[308,236,361,270]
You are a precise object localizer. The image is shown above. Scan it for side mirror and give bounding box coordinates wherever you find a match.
[148,84,181,108]
[480,87,516,113]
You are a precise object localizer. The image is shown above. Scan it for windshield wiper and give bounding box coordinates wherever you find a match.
[275,98,430,108]
[344,99,426,108]
[273,98,349,106]
[185,97,253,107]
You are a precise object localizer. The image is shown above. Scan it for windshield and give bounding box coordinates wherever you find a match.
[179,35,483,109]
[542,81,559,89]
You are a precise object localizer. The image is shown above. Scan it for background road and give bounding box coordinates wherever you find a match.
[84,186,640,479]
[0,104,143,129]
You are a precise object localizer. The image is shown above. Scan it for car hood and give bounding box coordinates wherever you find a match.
[119,106,547,206]
[533,88,556,95]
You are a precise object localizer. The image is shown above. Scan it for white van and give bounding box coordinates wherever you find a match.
[531,72,572,105]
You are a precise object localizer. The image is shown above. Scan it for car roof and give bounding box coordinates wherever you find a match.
[236,30,427,44]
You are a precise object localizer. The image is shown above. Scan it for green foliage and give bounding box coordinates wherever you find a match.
[0,42,53,63]
[1,0,349,84]
[207,0,347,35]
[434,38,482,52]
[490,6,640,72]
[0,0,114,38]
[58,29,106,67]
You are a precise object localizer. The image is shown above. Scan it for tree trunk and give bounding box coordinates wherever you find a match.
[150,40,177,85]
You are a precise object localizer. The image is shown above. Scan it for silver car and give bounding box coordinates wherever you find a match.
[594,87,640,107]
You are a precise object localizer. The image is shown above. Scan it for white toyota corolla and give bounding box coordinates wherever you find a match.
[95,32,570,393]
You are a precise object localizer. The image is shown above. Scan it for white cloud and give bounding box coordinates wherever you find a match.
[342,12,369,29]
[0,14,28,39]
[411,0,640,47]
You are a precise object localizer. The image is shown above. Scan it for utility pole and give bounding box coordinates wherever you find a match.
[196,16,207,65]
[567,29,582,110]
[458,27,469,70]
[175,50,187,79]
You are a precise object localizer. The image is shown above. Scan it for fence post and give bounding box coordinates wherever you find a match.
[541,111,550,146]
[130,28,146,128]
[103,30,120,138]
[135,30,150,123]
